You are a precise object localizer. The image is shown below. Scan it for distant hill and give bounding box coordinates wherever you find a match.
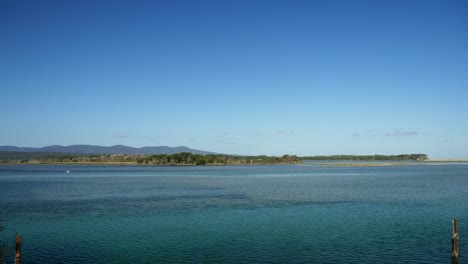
[0,145,217,156]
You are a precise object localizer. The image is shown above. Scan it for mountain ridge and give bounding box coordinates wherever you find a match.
[0,145,217,155]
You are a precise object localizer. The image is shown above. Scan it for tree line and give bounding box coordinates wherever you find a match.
[0,153,301,165]
[0,153,429,165]
[138,153,300,165]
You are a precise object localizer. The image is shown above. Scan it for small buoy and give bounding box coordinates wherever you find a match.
[66,170,70,173]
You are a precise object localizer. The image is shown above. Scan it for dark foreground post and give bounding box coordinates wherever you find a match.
[452,219,459,263]
[15,236,21,264]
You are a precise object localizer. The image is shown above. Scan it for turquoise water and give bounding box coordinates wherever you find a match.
[0,164,467,263]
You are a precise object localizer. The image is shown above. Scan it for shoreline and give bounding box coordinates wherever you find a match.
[0,162,299,166]
[427,158,468,162]
[2,160,467,167]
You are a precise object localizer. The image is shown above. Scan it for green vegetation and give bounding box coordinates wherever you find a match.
[137,153,300,165]
[300,154,428,161]
[0,152,429,165]
[0,153,300,165]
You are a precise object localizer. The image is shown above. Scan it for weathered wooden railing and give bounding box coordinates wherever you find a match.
[14,236,21,264]
[452,219,459,263]
[1,235,22,264]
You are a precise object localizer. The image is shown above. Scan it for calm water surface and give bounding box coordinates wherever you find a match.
[1,164,467,263]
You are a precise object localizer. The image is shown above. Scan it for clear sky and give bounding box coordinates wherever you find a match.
[1,0,467,157]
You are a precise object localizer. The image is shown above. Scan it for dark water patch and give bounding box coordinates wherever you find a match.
[1,192,250,215]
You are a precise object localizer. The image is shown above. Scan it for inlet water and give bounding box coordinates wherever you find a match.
[1,164,467,263]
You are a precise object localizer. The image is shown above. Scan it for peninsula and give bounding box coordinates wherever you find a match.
[0,151,429,166]
[0,153,301,165]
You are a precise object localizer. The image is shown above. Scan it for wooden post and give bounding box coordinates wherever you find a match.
[452,219,459,263]
[15,236,21,264]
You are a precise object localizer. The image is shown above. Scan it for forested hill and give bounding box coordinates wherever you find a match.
[300,154,428,161]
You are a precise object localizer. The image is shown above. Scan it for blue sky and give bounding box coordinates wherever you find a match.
[1,0,467,157]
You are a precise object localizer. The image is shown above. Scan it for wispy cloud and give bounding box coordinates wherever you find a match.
[351,129,419,138]
[113,135,128,139]
[275,130,296,135]
[385,129,418,137]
